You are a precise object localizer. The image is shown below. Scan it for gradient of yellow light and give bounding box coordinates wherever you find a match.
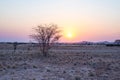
[67,32,72,38]
[61,26,80,42]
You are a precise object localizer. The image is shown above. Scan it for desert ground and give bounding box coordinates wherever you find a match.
[0,43,120,80]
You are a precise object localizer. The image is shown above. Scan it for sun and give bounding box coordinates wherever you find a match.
[67,32,73,38]
[62,27,77,41]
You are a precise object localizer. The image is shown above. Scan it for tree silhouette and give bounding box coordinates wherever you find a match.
[30,24,61,57]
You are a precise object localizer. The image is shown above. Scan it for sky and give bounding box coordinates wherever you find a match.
[0,0,120,42]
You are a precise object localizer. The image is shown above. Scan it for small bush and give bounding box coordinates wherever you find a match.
[75,76,81,80]
[89,72,95,77]
[47,69,50,72]
[33,65,37,68]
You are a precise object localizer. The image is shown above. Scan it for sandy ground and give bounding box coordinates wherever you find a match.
[0,44,120,80]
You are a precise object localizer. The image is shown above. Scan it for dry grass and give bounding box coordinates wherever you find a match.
[0,44,120,80]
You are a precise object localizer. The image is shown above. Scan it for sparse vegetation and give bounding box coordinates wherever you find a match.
[13,42,18,52]
[30,24,61,57]
[75,76,81,80]
[0,44,120,80]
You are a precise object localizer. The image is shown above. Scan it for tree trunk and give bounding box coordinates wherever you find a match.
[43,51,47,57]
[42,46,47,57]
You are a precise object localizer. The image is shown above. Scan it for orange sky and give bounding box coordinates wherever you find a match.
[0,0,120,42]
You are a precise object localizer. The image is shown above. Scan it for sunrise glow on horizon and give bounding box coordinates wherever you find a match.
[0,0,120,42]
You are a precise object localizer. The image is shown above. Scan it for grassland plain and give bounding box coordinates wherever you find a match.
[0,43,120,80]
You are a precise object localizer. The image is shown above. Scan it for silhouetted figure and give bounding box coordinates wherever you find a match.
[13,42,18,52]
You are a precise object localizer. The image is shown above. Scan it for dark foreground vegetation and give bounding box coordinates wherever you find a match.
[106,44,120,47]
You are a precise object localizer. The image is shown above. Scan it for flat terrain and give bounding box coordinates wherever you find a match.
[0,44,120,80]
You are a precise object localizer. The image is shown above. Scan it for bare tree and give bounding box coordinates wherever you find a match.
[30,24,61,57]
